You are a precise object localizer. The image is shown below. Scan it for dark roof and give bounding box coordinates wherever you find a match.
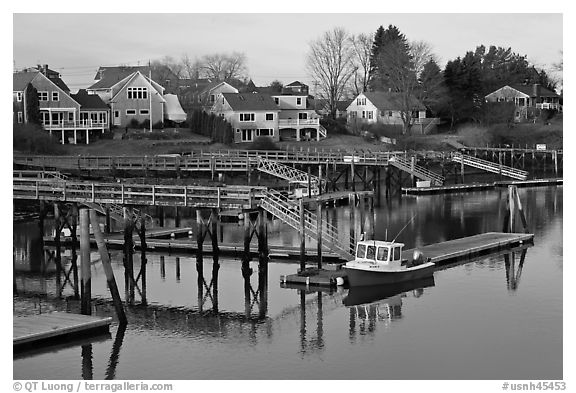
[336,100,352,111]
[222,93,279,111]
[286,81,306,87]
[13,71,38,91]
[89,66,150,89]
[311,98,352,111]
[508,84,559,97]
[363,91,426,111]
[71,89,109,110]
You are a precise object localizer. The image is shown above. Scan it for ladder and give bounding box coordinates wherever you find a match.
[259,189,354,260]
[388,156,444,186]
[452,153,528,180]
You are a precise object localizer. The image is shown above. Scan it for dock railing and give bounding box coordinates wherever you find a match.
[452,152,528,180]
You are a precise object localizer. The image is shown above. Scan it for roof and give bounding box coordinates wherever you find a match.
[363,91,426,111]
[13,71,39,91]
[508,84,559,97]
[222,93,279,111]
[286,81,307,87]
[70,89,109,110]
[89,66,151,89]
[312,98,353,111]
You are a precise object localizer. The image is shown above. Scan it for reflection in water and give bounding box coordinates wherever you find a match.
[344,277,435,339]
[504,249,527,291]
[81,344,93,380]
[105,323,127,380]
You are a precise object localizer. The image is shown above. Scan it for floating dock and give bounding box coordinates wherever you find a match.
[281,232,534,287]
[14,312,112,352]
[403,178,562,195]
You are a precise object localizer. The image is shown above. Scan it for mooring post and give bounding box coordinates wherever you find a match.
[211,208,219,255]
[89,209,127,324]
[349,193,355,254]
[316,201,322,269]
[366,196,375,241]
[157,206,164,227]
[79,208,91,315]
[318,164,323,196]
[138,214,147,305]
[299,199,306,271]
[196,209,205,253]
[175,257,181,281]
[508,185,516,233]
[351,160,356,192]
[123,207,134,302]
[174,206,180,228]
[54,203,61,264]
[358,194,366,237]
[104,207,111,234]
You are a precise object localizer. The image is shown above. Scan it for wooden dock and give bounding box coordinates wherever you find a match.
[14,312,112,352]
[281,232,534,287]
[403,178,562,195]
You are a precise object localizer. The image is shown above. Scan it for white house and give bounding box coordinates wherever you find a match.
[211,93,280,143]
[346,91,438,134]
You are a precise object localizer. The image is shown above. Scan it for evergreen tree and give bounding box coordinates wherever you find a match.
[419,59,449,116]
[369,25,411,91]
[25,83,41,126]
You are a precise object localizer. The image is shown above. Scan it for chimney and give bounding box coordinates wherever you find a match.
[533,83,541,97]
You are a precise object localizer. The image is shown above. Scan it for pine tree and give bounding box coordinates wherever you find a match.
[368,25,411,91]
[25,83,41,126]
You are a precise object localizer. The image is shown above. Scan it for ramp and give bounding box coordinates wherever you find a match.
[256,156,321,189]
[452,153,528,180]
[388,156,444,186]
[259,189,353,260]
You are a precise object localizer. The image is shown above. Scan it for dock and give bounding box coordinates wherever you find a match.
[280,232,534,287]
[14,312,112,352]
[403,178,562,195]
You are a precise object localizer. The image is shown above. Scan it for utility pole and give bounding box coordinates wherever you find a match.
[149,60,153,132]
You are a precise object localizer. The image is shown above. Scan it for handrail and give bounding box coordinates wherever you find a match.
[452,153,528,180]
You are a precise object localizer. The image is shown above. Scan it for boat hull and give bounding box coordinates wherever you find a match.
[343,263,435,287]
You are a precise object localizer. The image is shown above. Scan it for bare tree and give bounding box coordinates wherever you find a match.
[374,40,437,134]
[201,52,248,81]
[350,33,373,95]
[307,27,357,119]
[181,54,203,79]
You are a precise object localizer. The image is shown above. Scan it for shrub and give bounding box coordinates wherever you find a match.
[455,123,493,147]
[129,118,140,129]
[320,117,349,135]
[13,123,65,154]
[247,136,280,150]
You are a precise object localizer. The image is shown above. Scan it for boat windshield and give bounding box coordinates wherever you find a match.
[356,244,367,258]
[366,245,376,260]
[376,246,389,261]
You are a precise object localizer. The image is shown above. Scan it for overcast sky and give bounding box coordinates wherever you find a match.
[13,13,563,92]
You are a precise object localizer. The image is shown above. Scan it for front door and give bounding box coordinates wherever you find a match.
[113,110,121,126]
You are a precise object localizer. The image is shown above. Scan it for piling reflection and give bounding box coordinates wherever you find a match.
[504,248,527,291]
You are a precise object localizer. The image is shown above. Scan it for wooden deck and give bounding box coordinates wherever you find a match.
[281,232,534,287]
[14,312,112,351]
[403,178,562,195]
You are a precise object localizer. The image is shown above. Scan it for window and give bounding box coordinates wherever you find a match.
[518,98,525,106]
[298,112,308,120]
[356,97,366,106]
[356,244,366,258]
[38,91,48,101]
[17,112,23,123]
[274,97,279,105]
[266,113,274,121]
[127,87,148,100]
[366,245,376,260]
[388,111,393,117]
[236,129,241,133]
[16,92,22,102]
[377,247,389,261]
[52,92,59,101]
[296,97,302,105]
[367,111,373,119]
[393,247,401,261]
[68,113,74,121]
[126,109,136,115]
[140,109,149,115]
[361,111,366,119]
[239,113,255,122]
[349,111,357,118]
[210,94,215,103]
[259,129,272,136]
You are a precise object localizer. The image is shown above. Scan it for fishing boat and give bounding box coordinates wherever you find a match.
[343,240,436,287]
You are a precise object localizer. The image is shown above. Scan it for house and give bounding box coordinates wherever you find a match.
[211,93,280,143]
[346,91,438,134]
[87,70,166,129]
[13,68,109,144]
[179,80,240,114]
[313,98,352,118]
[484,83,561,121]
[272,85,325,141]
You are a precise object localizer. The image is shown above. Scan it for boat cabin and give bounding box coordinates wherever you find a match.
[355,241,404,266]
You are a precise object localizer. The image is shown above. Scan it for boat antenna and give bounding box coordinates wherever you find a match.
[392,213,417,243]
[385,228,388,241]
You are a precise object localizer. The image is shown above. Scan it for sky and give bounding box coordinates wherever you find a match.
[12,12,563,93]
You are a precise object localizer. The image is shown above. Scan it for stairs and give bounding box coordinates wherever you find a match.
[256,156,321,188]
[318,125,327,139]
[388,156,444,186]
[452,153,528,180]
[82,201,154,227]
[259,189,354,260]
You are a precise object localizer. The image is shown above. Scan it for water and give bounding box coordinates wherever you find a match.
[13,186,563,380]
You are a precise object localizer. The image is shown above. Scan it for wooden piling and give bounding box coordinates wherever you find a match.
[351,160,356,192]
[104,207,111,234]
[243,211,251,264]
[123,208,134,303]
[89,209,127,325]
[79,208,91,315]
[318,165,323,195]
[174,206,181,228]
[316,201,322,269]
[349,193,355,254]
[299,199,306,271]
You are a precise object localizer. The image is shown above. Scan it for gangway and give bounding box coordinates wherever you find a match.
[256,156,321,190]
[259,189,354,260]
[452,153,528,180]
[388,156,444,186]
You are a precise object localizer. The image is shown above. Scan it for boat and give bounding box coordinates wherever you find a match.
[343,240,436,287]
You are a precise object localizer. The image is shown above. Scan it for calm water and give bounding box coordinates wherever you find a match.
[13,186,563,380]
